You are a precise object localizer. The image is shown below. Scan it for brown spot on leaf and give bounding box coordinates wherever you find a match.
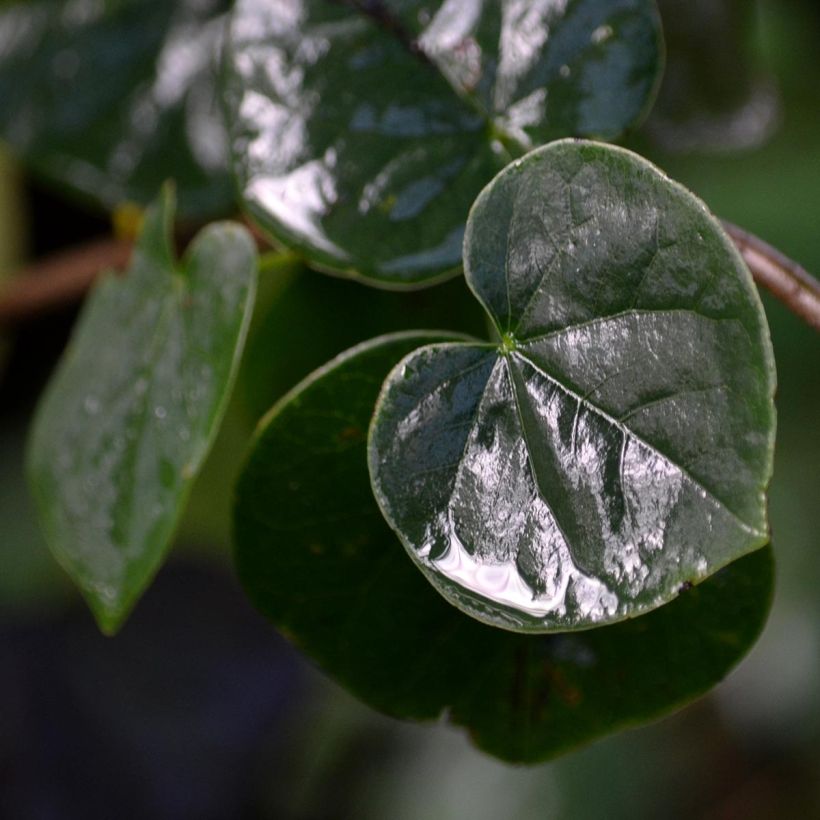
[338,426,364,443]
[544,664,582,708]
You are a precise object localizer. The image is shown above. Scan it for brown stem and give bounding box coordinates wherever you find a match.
[722,220,820,332]
[0,219,275,326]
[0,237,133,325]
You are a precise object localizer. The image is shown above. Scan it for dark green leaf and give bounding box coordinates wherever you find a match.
[223,0,662,286]
[27,186,257,633]
[0,0,233,218]
[369,140,776,632]
[233,333,774,763]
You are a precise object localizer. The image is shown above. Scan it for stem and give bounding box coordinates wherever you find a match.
[722,220,820,332]
[0,219,288,325]
[0,238,132,324]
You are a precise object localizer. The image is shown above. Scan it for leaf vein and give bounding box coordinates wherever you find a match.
[513,351,760,536]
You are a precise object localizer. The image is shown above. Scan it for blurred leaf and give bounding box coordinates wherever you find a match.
[27,186,257,633]
[233,332,774,763]
[223,0,662,287]
[0,0,233,219]
[369,140,776,632]
[646,0,779,153]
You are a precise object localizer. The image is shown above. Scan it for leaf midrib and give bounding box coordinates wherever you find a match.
[329,0,527,154]
[109,286,182,564]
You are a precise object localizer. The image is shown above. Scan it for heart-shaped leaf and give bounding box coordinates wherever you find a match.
[368,140,776,632]
[233,332,774,763]
[223,0,662,287]
[27,186,257,633]
[0,0,233,218]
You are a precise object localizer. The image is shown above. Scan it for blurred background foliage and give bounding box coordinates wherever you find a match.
[0,0,818,817]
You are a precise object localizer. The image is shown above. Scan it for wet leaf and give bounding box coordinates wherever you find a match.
[233,333,774,763]
[369,140,776,632]
[0,0,233,218]
[223,0,662,287]
[27,186,257,633]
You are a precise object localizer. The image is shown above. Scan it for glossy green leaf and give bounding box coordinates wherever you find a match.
[233,333,774,763]
[27,186,257,633]
[223,0,662,287]
[0,0,233,218]
[369,140,776,632]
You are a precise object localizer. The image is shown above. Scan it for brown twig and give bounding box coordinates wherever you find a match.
[0,237,133,325]
[722,220,820,332]
[0,218,275,326]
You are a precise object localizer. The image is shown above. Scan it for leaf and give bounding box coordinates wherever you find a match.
[368,139,777,632]
[27,186,258,633]
[223,0,662,287]
[0,0,233,218]
[233,332,774,763]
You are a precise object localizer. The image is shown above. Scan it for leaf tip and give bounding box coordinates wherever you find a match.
[87,590,134,637]
[95,615,124,638]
